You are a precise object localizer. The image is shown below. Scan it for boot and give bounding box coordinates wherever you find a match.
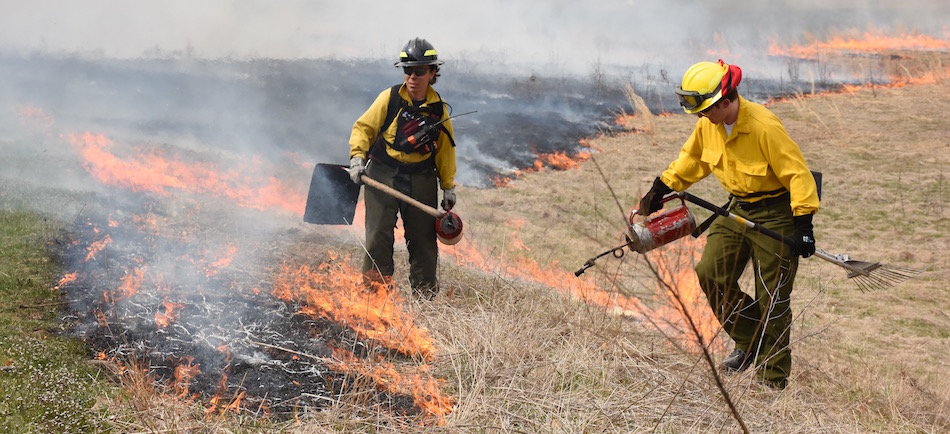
[411,283,439,300]
[722,348,754,372]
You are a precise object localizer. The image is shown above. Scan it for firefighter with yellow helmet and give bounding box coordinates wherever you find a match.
[636,59,820,389]
[347,38,458,299]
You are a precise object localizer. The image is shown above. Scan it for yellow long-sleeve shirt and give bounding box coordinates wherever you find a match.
[660,95,819,216]
[349,84,457,190]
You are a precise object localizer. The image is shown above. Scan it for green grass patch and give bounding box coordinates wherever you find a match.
[893,318,950,339]
[0,209,117,433]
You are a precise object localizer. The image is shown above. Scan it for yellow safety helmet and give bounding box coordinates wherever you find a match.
[675,59,742,114]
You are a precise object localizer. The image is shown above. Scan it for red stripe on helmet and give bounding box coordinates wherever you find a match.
[717,59,742,95]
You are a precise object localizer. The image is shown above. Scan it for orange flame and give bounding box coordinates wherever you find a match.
[116,267,145,301]
[172,356,200,398]
[95,309,109,328]
[84,234,112,262]
[766,29,950,89]
[181,244,240,277]
[442,235,645,316]
[537,150,591,170]
[210,244,239,270]
[54,272,78,290]
[489,147,593,187]
[225,390,245,413]
[649,239,723,351]
[155,297,185,328]
[271,257,456,421]
[272,260,434,359]
[769,29,950,59]
[327,348,455,422]
[442,227,720,350]
[16,104,55,130]
[68,132,305,215]
[491,174,515,188]
[615,113,634,127]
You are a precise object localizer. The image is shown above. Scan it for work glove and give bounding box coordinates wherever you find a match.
[441,187,456,211]
[792,214,816,258]
[636,177,674,216]
[347,157,365,185]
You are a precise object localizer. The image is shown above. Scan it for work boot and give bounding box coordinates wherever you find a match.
[722,348,754,372]
[758,377,787,390]
[411,284,439,300]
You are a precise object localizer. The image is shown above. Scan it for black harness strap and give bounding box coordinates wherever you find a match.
[380,84,402,138]
[368,85,455,173]
[691,195,734,238]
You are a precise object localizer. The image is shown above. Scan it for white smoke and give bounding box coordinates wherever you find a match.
[1,1,947,72]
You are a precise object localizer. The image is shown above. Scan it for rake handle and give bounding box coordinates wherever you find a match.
[677,192,870,277]
[678,192,794,244]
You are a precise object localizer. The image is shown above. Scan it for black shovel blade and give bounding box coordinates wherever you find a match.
[303,163,361,225]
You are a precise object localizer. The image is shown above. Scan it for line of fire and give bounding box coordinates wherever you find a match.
[33,30,950,425]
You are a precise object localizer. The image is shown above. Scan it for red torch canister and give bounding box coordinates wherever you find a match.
[435,211,464,245]
[628,195,696,253]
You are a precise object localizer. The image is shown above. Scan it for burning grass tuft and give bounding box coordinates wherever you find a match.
[620,83,656,134]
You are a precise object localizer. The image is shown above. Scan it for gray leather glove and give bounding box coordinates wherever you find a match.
[441,187,456,211]
[347,157,365,185]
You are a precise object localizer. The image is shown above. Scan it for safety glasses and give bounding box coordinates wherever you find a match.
[403,66,432,76]
[675,83,721,111]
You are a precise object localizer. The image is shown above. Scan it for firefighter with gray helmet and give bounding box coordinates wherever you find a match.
[347,37,458,299]
[636,59,819,389]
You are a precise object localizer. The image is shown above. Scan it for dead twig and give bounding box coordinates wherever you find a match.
[19,300,71,309]
[589,155,629,224]
[640,255,750,434]
[245,337,333,363]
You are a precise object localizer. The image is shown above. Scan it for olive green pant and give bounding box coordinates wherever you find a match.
[696,200,798,388]
[361,161,439,296]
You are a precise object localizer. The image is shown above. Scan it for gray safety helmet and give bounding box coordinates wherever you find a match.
[394,38,444,67]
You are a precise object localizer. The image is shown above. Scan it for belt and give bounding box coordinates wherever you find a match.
[736,191,790,211]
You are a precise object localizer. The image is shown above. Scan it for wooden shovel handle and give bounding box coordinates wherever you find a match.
[361,175,444,219]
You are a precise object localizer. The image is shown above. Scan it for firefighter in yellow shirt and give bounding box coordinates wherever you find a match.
[636,60,819,389]
[347,38,458,299]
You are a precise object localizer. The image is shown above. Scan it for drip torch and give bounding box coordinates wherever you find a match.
[575,194,696,276]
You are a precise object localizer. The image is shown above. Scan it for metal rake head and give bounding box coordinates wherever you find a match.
[848,263,928,292]
[814,249,927,291]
